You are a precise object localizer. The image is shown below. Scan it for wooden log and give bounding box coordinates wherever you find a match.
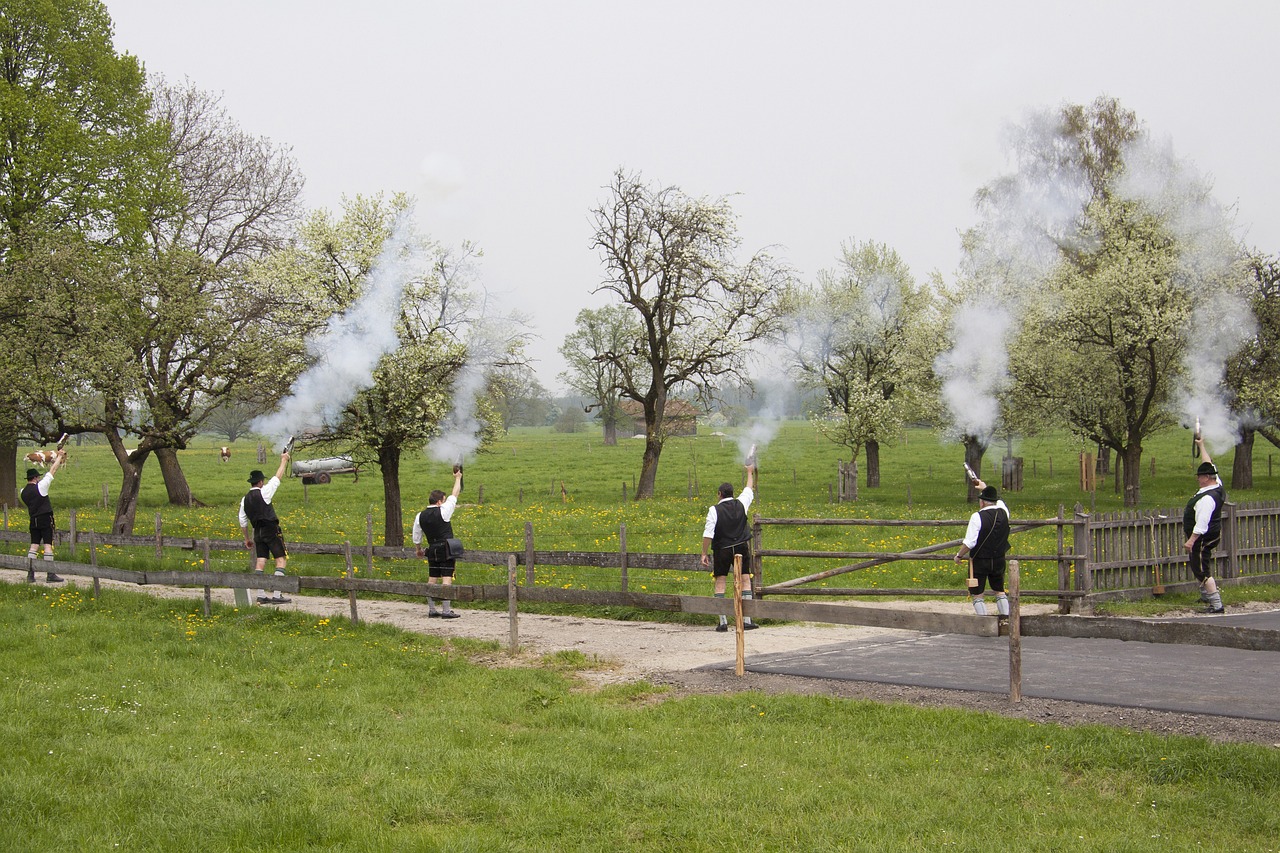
[508,554,519,654]
[345,541,358,625]
[1008,560,1021,703]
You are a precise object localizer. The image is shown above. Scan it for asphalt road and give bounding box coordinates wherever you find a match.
[713,608,1280,721]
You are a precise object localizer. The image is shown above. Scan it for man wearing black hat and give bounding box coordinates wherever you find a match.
[700,462,759,632]
[1184,438,1226,614]
[21,452,67,583]
[953,479,1011,616]
[412,467,464,619]
[238,450,291,604]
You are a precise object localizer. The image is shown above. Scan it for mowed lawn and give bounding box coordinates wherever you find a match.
[2,581,1278,852]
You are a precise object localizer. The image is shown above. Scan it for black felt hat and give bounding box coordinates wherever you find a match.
[979,485,999,502]
[25,468,40,480]
[1196,461,1218,477]
[248,469,266,484]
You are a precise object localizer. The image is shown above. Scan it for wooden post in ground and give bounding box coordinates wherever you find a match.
[733,554,745,677]
[154,512,163,560]
[202,538,212,617]
[345,541,359,625]
[619,523,628,592]
[1008,559,1021,703]
[524,522,535,586]
[90,534,100,599]
[68,509,77,559]
[365,515,374,577]
[507,554,519,654]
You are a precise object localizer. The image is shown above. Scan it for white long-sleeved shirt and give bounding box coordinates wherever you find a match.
[238,477,282,530]
[962,499,1010,550]
[1190,476,1224,535]
[701,487,755,539]
[411,495,459,545]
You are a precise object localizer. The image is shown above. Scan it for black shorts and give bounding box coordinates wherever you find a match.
[712,541,753,578]
[968,557,1005,595]
[426,541,456,576]
[253,522,287,560]
[1188,531,1220,582]
[29,514,54,546]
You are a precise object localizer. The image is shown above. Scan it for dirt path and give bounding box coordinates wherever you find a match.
[8,569,1280,746]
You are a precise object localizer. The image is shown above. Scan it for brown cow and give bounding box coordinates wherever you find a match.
[23,450,62,469]
[219,446,231,462]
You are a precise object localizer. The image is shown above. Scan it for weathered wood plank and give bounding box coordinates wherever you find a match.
[1021,615,1280,652]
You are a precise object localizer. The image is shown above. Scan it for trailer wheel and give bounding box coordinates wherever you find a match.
[314,471,331,484]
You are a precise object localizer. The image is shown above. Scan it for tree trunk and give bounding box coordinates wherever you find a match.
[112,451,149,534]
[635,436,663,499]
[603,416,617,447]
[1232,428,1255,490]
[865,439,881,488]
[1120,443,1142,507]
[963,435,986,503]
[1095,444,1111,475]
[380,444,403,546]
[155,447,206,507]
[1,432,16,510]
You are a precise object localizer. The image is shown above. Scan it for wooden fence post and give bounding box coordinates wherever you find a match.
[619,523,628,592]
[345,541,358,625]
[365,515,374,577]
[1008,560,1021,703]
[155,512,163,560]
[90,533,100,599]
[733,554,745,677]
[68,509,77,560]
[202,538,212,617]
[1072,504,1092,614]
[524,522,535,586]
[751,516,763,595]
[1056,504,1069,614]
[1224,501,1239,580]
[507,553,519,654]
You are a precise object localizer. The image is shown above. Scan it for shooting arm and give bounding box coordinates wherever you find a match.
[452,469,462,498]
[745,464,755,491]
[1196,437,1212,465]
[275,452,289,481]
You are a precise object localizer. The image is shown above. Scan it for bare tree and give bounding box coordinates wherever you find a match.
[590,169,790,498]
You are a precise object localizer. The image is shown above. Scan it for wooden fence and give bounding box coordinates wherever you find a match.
[4,499,1280,616]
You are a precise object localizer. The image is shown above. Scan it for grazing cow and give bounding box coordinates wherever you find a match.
[220,446,231,462]
[23,450,61,468]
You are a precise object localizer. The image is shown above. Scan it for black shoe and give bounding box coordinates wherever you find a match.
[46,573,64,583]
[715,623,728,632]
[1201,606,1225,614]
[439,611,460,619]
[271,596,291,604]
[428,612,441,618]
[256,596,273,604]
[743,622,759,630]
[26,571,35,583]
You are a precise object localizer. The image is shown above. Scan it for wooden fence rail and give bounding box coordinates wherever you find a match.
[6,497,1280,613]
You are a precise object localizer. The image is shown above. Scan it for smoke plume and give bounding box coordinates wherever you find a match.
[253,210,430,443]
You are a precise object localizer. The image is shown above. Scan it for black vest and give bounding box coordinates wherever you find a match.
[21,482,52,518]
[243,488,278,528]
[972,505,1010,559]
[418,505,453,544]
[711,498,749,551]
[1183,484,1225,537]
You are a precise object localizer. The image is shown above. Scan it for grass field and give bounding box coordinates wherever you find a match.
[2,581,1278,852]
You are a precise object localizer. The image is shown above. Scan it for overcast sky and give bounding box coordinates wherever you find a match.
[102,0,1280,393]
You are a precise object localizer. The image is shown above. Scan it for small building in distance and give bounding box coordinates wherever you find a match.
[618,399,700,437]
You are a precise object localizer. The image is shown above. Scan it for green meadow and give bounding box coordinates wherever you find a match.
[3,424,1279,851]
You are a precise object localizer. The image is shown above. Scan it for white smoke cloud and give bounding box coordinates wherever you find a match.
[1117,136,1256,449]
[934,302,1014,438]
[427,315,504,465]
[252,209,430,444]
